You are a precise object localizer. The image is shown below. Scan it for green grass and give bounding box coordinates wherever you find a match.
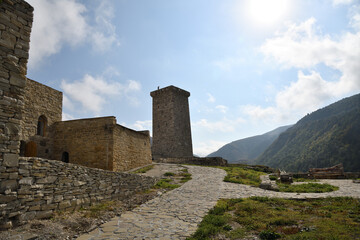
[131,164,154,174]
[164,172,175,176]
[269,175,278,181]
[153,179,180,189]
[277,183,339,193]
[293,177,319,182]
[218,166,268,187]
[187,197,360,240]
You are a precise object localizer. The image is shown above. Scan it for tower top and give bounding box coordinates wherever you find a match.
[150,85,190,98]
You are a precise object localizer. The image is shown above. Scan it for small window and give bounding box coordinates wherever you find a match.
[37,115,47,136]
[61,152,69,163]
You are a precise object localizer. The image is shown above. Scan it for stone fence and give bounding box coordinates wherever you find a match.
[0,157,157,229]
[154,157,228,166]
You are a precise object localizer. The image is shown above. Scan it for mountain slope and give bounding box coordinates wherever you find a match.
[207,125,292,163]
[255,93,360,172]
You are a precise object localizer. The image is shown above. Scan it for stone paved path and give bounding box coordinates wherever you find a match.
[77,165,360,240]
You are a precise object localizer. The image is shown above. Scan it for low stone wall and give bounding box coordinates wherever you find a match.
[0,157,156,229]
[154,157,228,166]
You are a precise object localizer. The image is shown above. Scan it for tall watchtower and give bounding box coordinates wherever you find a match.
[150,86,193,159]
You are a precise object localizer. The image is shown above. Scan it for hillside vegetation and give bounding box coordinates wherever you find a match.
[256,93,360,172]
[207,126,292,163]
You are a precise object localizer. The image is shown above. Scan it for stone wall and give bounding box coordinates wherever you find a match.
[0,0,33,166]
[150,86,193,159]
[154,157,228,166]
[20,78,62,158]
[52,117,115,170]
[0,157,156,228]
[113,126,152,172]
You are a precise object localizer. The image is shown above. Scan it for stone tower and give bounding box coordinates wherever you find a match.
[150,86,193,159]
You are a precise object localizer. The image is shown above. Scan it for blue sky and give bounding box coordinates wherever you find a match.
[26,0,360,156]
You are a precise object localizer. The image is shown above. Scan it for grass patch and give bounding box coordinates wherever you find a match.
[131,164,154,174]
[164,172,175,176]
[293,177,319,182]
[187,197,360,240]
[80,201,116,218]
[269,175,278,181]
[153,179,180,189]
[218,166,268,187]
[179,168,192,183]
[278,183,339,193]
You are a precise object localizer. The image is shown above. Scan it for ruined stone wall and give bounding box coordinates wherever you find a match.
[20,78,62,158]
[113,126,152,172]
[0,0,33,165]
[0,157,156,228]
[52,117,115,170]
[150,86,193,159]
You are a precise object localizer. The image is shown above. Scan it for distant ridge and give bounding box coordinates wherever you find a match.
[207,125,292,163]
[255,93,360,172]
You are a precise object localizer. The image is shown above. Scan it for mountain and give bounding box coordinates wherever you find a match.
[207,125,292,163]
[255,93,360,172]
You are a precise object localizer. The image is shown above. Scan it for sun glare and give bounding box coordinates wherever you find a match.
[246,0,289,26]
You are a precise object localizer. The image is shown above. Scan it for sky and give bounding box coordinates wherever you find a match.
[26,0,360,157]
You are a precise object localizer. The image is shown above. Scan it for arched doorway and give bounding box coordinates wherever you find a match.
[61,152,69,163]
[37,115,47,136]
[25,141,37,157]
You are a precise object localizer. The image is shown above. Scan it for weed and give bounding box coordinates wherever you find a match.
[164,172,175,176]
[269,175,278,181]
[278,183,339,193]
[131,165,154,174]
[218,166,267,186]
[153,179,180,189]
[259,230,281,240]
[187,197,360,240]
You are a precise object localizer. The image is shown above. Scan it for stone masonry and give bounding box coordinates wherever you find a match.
[150,86,193,159]
[52,117,152,172]
[0,157,156,228]
[20,78,62,159]
[0,0,33,166]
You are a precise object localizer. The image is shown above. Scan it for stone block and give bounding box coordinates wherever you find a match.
[37,176,57,184]
[3,153,18,167]
[19,177,33,185]
[0,194,17,203]
[59,200,71,209]
[0,179,17,192]
[9,72,25,87]
[18,211,36,222]
[35,210,53,219]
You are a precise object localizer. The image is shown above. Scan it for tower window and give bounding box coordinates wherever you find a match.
[37,115,47,136]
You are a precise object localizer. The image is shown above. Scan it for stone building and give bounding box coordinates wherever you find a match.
[19,78,152,172]
[0,0,33,170]
[150,86,193,159]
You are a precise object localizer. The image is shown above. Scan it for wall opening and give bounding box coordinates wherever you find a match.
[19,140,26,157]
[25,141,37,157]
[61,152,69,163]
[37,115,47,136]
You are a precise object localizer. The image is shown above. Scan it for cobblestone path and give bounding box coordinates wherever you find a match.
[78,165,360,240]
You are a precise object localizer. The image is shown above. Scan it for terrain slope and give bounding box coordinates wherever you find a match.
[255,93,360,172]
[207,125,292,163]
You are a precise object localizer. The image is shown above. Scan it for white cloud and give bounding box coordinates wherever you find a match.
[126,120,152,132]
[193,140,227,157]
[207,93,216,103]
[27,0,120,68]
[28,0,88,68]
[252,16,360,123]
[333,0,354,6]
[91,0,121,52]
[62,112,74,121]
[216,105,229,113]
[61,74,141,114]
